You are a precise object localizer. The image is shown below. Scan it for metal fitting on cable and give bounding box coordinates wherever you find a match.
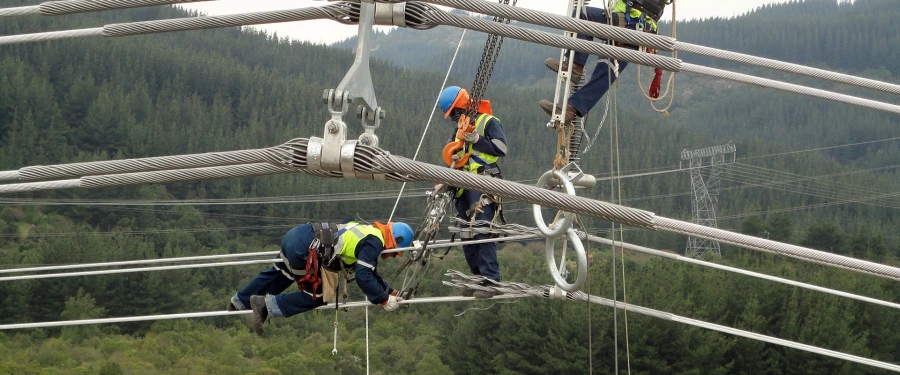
[308,0,388,180]
[548,285,567,300]
[374,1,407,27]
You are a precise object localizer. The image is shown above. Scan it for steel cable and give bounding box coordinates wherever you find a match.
[38,0,209,16]
[0,3,357,45]
[0,5,39,16]
[681,64,900,115]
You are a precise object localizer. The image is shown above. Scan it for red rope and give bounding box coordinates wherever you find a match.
[649,68,663,99]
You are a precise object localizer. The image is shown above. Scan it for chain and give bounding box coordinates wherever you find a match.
[465,0,517,121]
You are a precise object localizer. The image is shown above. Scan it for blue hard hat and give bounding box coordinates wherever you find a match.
[438,86,467,118]
[391,222,414,248]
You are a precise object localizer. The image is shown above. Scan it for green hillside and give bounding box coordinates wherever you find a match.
[0,0,897,374]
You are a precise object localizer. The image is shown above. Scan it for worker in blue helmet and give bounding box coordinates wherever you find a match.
[437,86,508,299]
[540,0,668,123]
[228,220,414,336]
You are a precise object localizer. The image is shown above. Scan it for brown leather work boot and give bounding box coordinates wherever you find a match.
[249,295,268,337]
[539,100,580,124]
[545,58,584,84]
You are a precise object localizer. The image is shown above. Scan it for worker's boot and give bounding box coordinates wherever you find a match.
[545,58,584,83]
[539,100,580,124]
[249,295,268,337]
[473,280,502,299]
[226,302,239,312]
[461,288,476,297]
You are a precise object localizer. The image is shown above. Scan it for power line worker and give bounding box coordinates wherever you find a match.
[540,0,669,123]
[437,86,508,299]
[228,220,414,336]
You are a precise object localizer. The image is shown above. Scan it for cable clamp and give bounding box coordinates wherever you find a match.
[549,285,567,301]
[309,0,387,180]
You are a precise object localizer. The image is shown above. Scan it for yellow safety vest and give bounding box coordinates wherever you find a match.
[455,114,501,173]
[334,222,384,265]
[614,0,658,32]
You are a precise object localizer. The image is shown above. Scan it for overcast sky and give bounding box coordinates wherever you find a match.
[181,0,790,45]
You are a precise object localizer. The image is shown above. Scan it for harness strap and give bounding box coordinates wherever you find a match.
[295,244,322,301]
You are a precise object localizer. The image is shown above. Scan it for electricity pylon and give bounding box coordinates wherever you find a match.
[681,142,736,257]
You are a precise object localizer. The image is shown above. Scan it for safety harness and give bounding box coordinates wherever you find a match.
[294,222,348,301]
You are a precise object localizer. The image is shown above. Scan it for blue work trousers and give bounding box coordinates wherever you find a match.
[567,7,630,116]
[232,225,326,318]
[232,263,326,318]
[455,189,501,281]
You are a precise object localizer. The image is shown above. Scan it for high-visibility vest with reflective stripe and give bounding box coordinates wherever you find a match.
[455,114,500,172]
[614,0,658,31]
[333,222,384,265]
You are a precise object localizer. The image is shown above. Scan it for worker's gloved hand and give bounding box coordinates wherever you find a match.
[381,294,403,312]
[463,132,480,144]
[390,289,400,297]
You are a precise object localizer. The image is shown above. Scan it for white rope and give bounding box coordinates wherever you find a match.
[388,28,467,222]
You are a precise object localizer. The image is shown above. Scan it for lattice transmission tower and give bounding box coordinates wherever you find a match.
[681,142,736,257]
